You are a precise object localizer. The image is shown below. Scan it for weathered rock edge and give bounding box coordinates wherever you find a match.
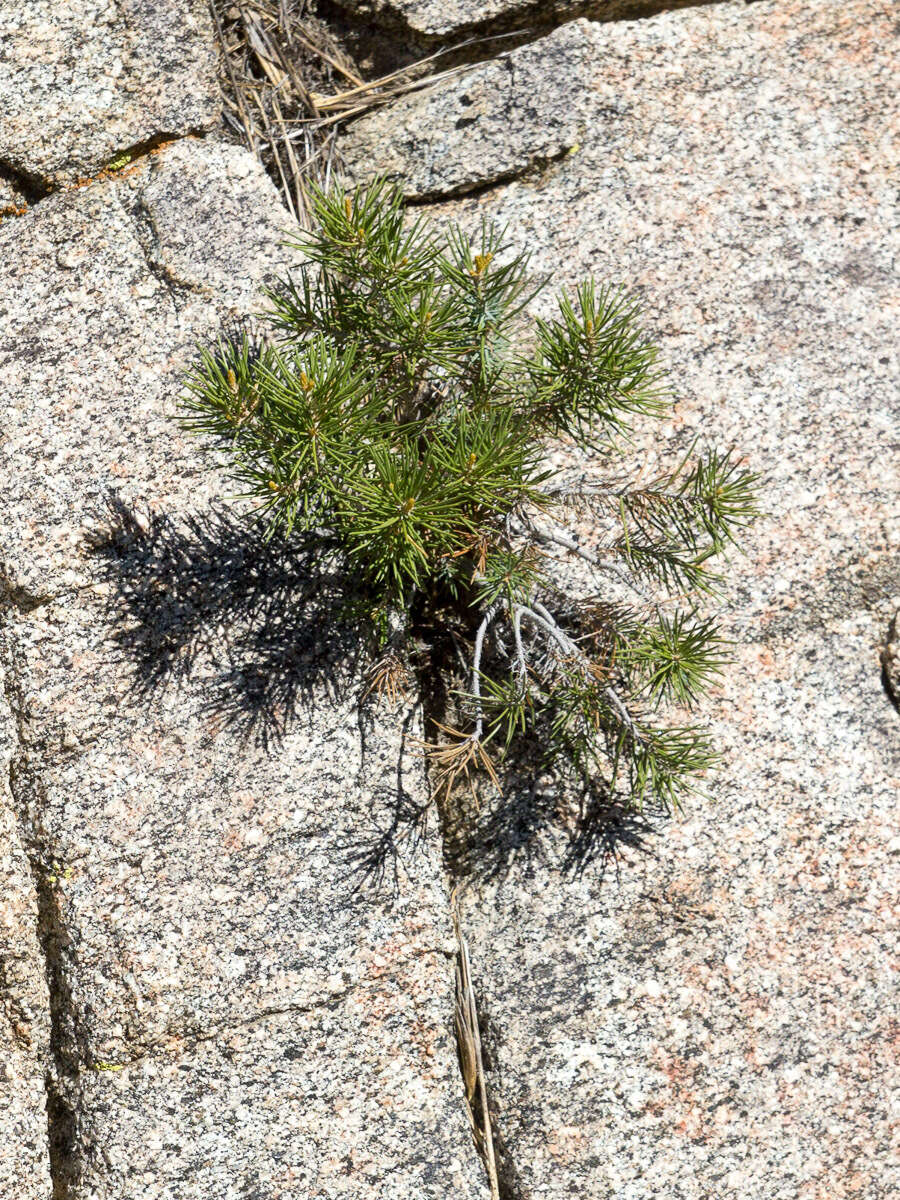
[329,0,726,46]
[0,1,220,187]
[340,20,594,200]
[0,669,53,1200]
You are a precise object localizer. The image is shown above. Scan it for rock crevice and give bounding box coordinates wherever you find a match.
[328,0,726,50]
[0,657,59,1198]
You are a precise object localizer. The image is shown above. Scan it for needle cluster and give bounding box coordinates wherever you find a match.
[182,179,758,812]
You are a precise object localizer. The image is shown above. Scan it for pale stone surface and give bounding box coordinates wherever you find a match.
[0,138,486,1199]
[0,0,219,187]
[0,676,52,1200]
[1,136,293,604]
[331,0,720,42]
[340,21,593,199]
[403,0,898,1195]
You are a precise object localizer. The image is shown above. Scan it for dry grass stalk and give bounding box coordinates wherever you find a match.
[306,30,528,125]
[211,3,529,216]
[452,896,501,1200]
[210,0,353,221]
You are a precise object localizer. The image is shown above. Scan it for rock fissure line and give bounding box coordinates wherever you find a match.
[126,189,214,312]
[405,144,575,207]
[410,628,512,1198]
[0,582,54,614]
[317,0,537,74]
[75,996,382,1077]
[0,131,207,223]
[0,574,103,616]
[1,650,80,1200]
[66,939,458,1078]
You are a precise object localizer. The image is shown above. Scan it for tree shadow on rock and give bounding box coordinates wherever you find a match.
[89,495,371,750]
[90,495,440,894]
[439,717,666,886]
[338,706,433,898]
[90,496,663,890]
[444,773,665,887]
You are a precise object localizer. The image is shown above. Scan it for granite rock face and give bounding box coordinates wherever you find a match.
[1,137,294,605]
[0,138,487,1199]
[0,677,52,1200]
[3,0,898,1194]
[345,0,898,1195]
[0,0,219,187]
[340,21,593,199]
[331,0,721,43]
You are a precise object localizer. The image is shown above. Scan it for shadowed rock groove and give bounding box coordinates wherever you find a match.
[2,669,81,1198]
[319,0,730,70]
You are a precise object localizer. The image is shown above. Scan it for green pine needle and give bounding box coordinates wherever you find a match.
[180,178,759,817]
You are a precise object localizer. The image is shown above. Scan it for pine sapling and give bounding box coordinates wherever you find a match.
[181,179,759,817]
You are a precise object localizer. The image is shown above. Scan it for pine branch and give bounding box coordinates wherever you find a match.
[181,177,758,821]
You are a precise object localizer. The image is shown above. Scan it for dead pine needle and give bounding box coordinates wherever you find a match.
[361,649,410,707]
[417,721,501,804]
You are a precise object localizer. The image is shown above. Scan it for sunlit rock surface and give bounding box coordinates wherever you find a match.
[0,1,219,187]
[360,0,898,1194]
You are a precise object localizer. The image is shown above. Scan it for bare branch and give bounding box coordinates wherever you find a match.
[533,522,601,567]
[521,518,651,600]
[527,601,642,742]
[512,604,527,683]
[471,601,501,740]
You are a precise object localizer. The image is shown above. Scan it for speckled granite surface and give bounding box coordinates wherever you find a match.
[370,0,898,1194]
[1,138,297,604]
[340,21,593,199]
[0,0,219,187]
[0,139,487,1199]
[0,164,27,215]
[2,0,897,1193]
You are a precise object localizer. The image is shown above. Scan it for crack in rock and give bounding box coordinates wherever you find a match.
[407,144,574,205]
[1,660,74,1199]
[327,0,728,51]
[0,1,219,190]
[0,131,208,222]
